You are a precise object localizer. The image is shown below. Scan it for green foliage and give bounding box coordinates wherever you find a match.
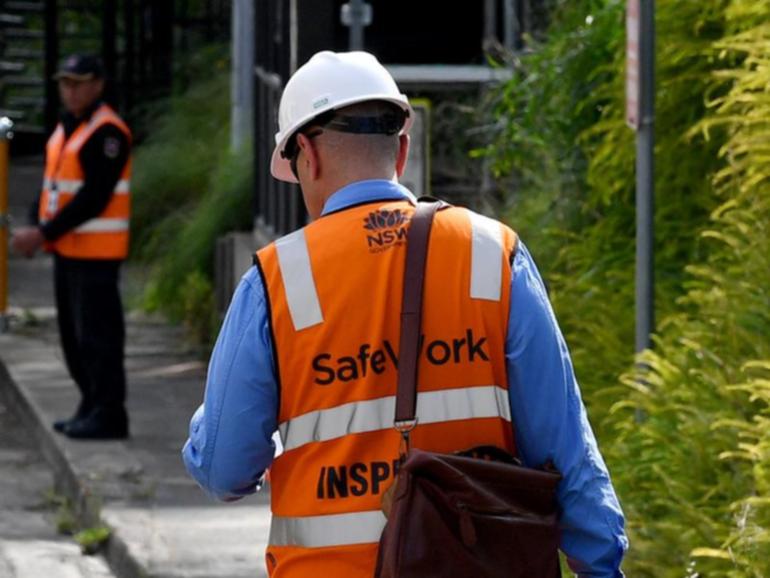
[486,0,770,575]
[131,47,252,345]
[44,490,77,536]
[73,525,111,555]
[604,16,770,575]
[130,53,231,263]
[486,0,735,416]
[609,42,770,564]
[178,269,218,348]
[141,144,253,319]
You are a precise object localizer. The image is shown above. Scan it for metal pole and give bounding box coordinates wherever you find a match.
[103,0,118,107]
[484,0,496,46]
[635,0,655,352]
[44,0,59,135]
[341,0,372,51]
[503,0,517,51]
[0,117,14,333]
[231,0,255,150]
[349,0,364,50]
[124,0,135,117]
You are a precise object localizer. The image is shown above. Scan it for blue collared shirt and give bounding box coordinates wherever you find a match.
[183,179,628,577]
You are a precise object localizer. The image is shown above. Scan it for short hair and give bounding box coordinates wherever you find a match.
[314,100,402,169]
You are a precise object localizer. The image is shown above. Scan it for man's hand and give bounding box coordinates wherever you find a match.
[11,226,44,258]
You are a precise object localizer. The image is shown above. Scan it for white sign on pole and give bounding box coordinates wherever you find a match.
[626,0,640,130]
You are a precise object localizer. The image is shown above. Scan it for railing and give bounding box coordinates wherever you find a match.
[253,65,306,239]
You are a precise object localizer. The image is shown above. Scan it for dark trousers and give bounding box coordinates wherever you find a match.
[53,255,126,414]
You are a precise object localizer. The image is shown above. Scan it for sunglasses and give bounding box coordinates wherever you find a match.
[284,129,323,180]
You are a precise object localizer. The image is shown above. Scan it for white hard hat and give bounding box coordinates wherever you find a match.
[270,50,414,183]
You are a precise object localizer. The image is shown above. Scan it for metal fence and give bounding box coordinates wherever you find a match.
[253,0,305,237]
[0,0,231,149]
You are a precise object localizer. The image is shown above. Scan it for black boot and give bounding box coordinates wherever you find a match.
[65,406,129,440]
[52,401,92,434]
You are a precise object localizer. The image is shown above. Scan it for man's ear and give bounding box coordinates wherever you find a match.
[395,134,410,178]
[297,133,321,180]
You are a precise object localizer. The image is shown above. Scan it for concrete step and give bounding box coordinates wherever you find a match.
[0,13,25,26]
[0,60,26,73]
[0,247,271,578]
[4,1,44,12]
[4,47,44,60]
[7,94,44,108]
[8,122,44,134]
[1,27,43,39]
[0,108,26,120]
[1,75,44,87]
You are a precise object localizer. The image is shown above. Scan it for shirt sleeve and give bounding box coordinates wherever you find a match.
[506,242,628,577]
[40,123,129,241]
[182,266,279,501]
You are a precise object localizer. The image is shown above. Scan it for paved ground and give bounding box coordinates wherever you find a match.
[0,392,115,577]
[1,156,271,577]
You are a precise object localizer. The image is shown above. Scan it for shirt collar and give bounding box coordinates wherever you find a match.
[61,100,102,137]
[320,179,417,217]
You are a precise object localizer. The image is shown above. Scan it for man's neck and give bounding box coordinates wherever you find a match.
[61,100,102,137]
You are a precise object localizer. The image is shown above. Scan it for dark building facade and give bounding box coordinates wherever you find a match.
[253,0,537,237]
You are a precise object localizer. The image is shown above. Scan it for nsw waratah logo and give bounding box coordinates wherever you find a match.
[363,209,408,231]
[363,208,410,253]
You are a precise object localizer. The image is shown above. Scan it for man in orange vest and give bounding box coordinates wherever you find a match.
[184,51,627,576]
[12,54,131,440]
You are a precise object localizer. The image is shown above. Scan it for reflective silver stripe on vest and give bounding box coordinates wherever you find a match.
[469,210,503,301]
[269,510,386,548]
[51,179,83,194]
[44,179,129,195]
[114,179,130,193]
[75,218,129,233]
[279,385,510,452]
[275,229,323,331]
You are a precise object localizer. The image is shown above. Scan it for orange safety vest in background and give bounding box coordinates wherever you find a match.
[256,199,518,577]
[38,103,131,260]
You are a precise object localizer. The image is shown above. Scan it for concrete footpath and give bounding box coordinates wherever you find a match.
[0,157,270,578]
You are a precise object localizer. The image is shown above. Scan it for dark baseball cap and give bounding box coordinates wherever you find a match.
[54,54,104,81]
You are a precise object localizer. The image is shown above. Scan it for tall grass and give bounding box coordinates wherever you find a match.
[130,48,253,344]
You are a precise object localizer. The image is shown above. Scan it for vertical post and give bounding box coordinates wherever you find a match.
[103,0,118,107]
[231,0,255,150]
[483,0,496,46]
[44,0,59,136]
[151,2,174,92]
[341,0,372,51]
[503,0,519,51]
[138,0,147,92]
[124,0,135,117]
[0,118,13,333]
[633,0,655,352]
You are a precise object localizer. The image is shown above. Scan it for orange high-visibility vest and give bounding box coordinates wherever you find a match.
[38,103,131,260]
[256,199,518,577]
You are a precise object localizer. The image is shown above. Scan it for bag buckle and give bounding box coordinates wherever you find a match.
[394,418,417,456]
[394,418,417,433]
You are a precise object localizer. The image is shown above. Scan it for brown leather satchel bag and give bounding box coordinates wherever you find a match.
[374,200,563,578]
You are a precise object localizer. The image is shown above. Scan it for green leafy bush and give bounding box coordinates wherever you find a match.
[604,15,770,575]
[485,0,770,575]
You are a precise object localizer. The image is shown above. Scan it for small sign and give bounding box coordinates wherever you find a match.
[626,0,640,130]
[400,99,431,197]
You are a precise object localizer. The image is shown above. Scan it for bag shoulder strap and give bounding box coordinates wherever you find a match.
[394,199,444,428]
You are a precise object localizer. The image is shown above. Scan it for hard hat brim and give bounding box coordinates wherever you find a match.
[270,95,414,184]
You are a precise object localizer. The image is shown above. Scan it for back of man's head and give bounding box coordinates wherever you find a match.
[311,100,404,179]
[271,50,413,184]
